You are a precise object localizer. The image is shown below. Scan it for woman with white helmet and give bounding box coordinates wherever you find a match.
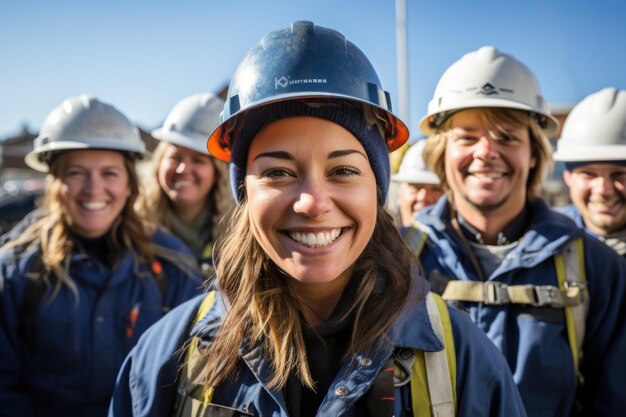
[0,95,204,417]
[554,87,626,256]
[147,93,235,277]
[408,46,626,416]
[109,22,525,417]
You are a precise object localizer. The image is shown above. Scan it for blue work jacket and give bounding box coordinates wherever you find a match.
[0,227,205,417]
[108,287,527,417]
[410,195,626,417]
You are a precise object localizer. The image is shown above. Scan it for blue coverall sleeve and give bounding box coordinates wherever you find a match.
[578,237,626,416]
[449,306,528,417]
[108,353,135,417]
[0,251,35,417]
[108,296,203,417]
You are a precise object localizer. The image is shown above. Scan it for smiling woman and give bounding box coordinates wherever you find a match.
[109,21,526,417]
[146,93,235,278]
[0,95,205,417]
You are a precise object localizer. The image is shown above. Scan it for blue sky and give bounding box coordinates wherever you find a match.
[2,0,626,140]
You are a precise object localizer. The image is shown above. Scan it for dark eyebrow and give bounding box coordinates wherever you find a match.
[253,149,367,161]
[329,149,368,160]
[253,151,293,161]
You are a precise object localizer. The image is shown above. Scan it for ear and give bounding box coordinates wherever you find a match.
[563,170,572,187]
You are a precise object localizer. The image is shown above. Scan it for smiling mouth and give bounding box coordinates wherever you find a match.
[287,228,342,248]
[469,172,505,179]
[174,180,194,189]
[81,201,107,210]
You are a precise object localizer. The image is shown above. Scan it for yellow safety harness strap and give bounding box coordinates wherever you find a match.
[554,238,588,376]
[407,220,429,259]
[410,292,456,417]
[175,291,217,416]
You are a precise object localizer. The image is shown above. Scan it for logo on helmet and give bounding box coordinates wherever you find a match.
[275,76,328,90]
[478,83,498,96]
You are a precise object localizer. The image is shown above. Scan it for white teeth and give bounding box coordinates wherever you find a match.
[288,228,341,248]
[81,202,107,210]
[174,180,193,189]
[472,172,503,179]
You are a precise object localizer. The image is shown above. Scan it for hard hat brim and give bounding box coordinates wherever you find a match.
[208,94,409,162]
[25,139,146,173]
[553,145,626,162]
[418,99,559,137]
[391,171,441,185]
[151,128,211,155]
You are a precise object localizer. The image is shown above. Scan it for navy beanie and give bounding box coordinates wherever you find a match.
[229,99,390,204]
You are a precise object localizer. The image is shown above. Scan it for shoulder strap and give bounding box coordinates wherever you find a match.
[405,220,429,258]
[174,291,217,416]
[554,237,588,378]
[410,292,456,417]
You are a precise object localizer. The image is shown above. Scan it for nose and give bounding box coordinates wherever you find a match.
[84,174,103,195]
[293,178,333,218]
[175,161,188,174]
[473,137,498,160]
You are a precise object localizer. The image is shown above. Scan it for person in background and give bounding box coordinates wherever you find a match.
[0,95,204,417]
[407,46,626,416]
[147,93,235,277]
[392,140,443,227]
[554,87,626,257]
[109,22,526,417]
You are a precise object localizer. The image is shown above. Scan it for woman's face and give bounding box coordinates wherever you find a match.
[158,143,216,217]
[246,116,378,286]
[59,149,130,238]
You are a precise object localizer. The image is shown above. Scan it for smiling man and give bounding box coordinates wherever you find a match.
[404,46,626,417]
[554,88,626,257]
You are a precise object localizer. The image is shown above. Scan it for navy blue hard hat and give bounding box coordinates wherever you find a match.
[207,20,409,161]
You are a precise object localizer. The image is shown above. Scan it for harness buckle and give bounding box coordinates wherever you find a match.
[532,285,561,307]
[393,348,415,387]
[483,281,510,305]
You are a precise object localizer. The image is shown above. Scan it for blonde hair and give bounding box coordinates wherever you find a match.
[2,151,197,300]
[198,200,424,390]
[423,107,553,199]
[144,141,234,240]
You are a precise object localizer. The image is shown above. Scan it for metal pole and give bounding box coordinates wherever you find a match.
[395,0,410,128]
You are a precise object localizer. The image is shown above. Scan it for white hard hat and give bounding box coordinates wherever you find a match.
[151,93,224,155]
[419,46,559,136]
[554,87,626,162]
[391,140,440,185]
[25,95,145,172]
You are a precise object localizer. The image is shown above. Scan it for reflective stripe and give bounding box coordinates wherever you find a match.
[411,293,456,417]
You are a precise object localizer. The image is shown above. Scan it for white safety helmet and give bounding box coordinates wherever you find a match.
[391,140,440,185]
[554,87,626,162]
[419,46,559,136]
[151,93,224,155]
[25,95,145,172]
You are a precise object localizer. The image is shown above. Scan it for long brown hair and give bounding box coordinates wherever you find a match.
[199,198,424,390]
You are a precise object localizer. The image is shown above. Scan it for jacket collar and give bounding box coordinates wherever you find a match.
[418,194,586,265]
